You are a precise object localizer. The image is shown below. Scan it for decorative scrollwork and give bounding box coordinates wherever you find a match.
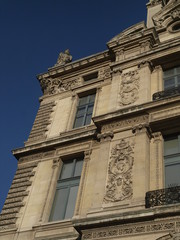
[39,77,82,95]
[119,70,140,106]
[104,139,134,203]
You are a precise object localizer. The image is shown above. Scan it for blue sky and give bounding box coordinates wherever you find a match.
[0,0,147,211]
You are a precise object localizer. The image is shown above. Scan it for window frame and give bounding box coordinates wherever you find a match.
[164,133,180,188]
[73,92,96,129]
[49,156,83,222]
[163,66,180,90]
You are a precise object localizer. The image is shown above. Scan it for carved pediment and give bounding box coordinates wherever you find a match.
[153,0,180,32]
[107,22,147,46]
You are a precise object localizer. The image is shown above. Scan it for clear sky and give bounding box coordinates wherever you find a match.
[0,0,147,211]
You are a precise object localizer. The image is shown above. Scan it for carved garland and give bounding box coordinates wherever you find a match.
[104,139,134,203]
[119,70,140,106]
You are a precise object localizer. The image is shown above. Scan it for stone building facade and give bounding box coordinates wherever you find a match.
[1,0,180,239]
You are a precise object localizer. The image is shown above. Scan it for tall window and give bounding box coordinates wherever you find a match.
[73,93,95,129]
[164,134,180,188]
[164,66,180,90]
[49,157,83,221]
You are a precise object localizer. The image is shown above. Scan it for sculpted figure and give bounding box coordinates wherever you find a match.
[56,49,72,65]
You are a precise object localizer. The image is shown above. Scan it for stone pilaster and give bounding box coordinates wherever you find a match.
[150,132,164,190]
[151,65,163,99]
[138,61,153,103]
[75,150,92,216]
[38,157,61,223]
[132,124,152,202]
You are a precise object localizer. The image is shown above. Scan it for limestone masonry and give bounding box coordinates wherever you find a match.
[1,0,180,239]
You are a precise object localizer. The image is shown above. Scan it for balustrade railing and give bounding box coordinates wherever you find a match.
[145,186,180,208]
[152,86,180,100]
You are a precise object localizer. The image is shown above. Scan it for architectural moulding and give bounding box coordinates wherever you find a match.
[82,218,180,240]
[98,67,111,80]
[37,51,109,80]
[150,105,180,122]
[153,1,180,31]
[39,77,82,95]
[147,0,163,6]
[104,139,134,203]
[101,115,149,132]
[97,132,114,142]
[119,70,140,106]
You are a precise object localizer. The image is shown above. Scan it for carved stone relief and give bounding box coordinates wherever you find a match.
[98,67,111,80]
[153,2,180,30]
[119,70,140,106]
[149,0,162,6]
[55,49,72,66]
[102,115,149,132]
[40,77,82,95]
[104,139,134,203]
[82,219,180,240]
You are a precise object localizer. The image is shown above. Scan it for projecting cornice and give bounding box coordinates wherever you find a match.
[37,50,110,81]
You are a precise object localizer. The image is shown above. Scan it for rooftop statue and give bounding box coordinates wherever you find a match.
[55,49,72,66]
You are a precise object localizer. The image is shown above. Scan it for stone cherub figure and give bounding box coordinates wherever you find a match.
[55,49,72,66]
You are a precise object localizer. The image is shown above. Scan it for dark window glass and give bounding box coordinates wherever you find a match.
[164,134,180,187]
[73,93,95,128]
[164,66,180,90]
[49,157,83,221]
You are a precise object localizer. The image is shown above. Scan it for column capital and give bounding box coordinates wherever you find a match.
[97,131,114,142]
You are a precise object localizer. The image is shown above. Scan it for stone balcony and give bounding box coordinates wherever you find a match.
[145,186,180,208]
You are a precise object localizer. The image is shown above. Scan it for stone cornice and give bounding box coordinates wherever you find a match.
[110,37,180,70]
[72,204,180,231]
[37,50,110,80]
[12,125,97,160]
[93,95,180,128]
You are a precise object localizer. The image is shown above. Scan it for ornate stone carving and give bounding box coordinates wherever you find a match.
[82,219,179,240]
[98,67,111,79]
[149,0,162,6]
[55,49,72,66]
[102,115,149,132]
[40,77,82,95]
[153,2,180,29]
[97,132,114,142]
[119,70,140,106]
[104,139,134,203]
[115,50,124,62]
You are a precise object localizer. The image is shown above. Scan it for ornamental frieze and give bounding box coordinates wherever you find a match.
[82,219,180,240]
[101,115,149,132]
[40,77,82,95]
[119,70,140,106]
[104,139,134,203]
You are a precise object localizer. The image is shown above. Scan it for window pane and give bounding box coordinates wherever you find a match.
[85,114,92,125]
[74,116,84,128]
[76,106,86,117]
[87,105,94,114]
[165,162,180,187]
[164,138,179,155]
[60,161,74,179]
[79,96,88,106]
[164,69,175,78]
[164,78,175,89]
[89,94,95,103]
[64,185,79,219]
[50,187,69,221]
[177,76,180,86]
[74,159,83,177]
[176,66,180,74]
